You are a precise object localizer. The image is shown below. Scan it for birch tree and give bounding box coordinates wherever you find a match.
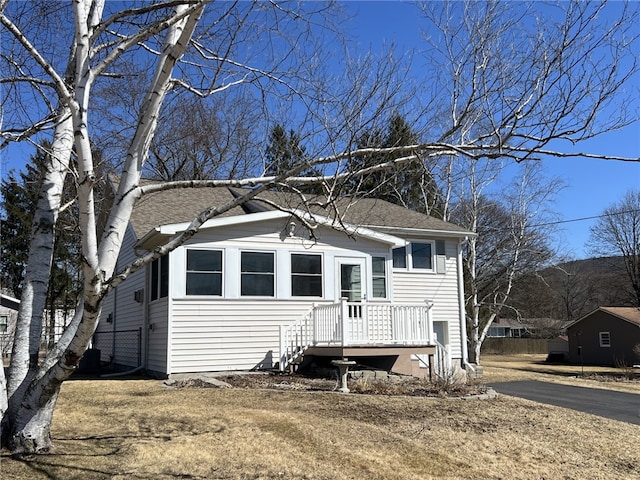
[452,162,560,364]
[0,0,638,455]
[0,0,413,454]
[417,0,638,364]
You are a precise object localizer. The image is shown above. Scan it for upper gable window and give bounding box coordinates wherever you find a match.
[291,253,323,297]
[241,251,275,296]
[0,315,7,333]
[392,242,435,271]
[186,249,222,296]
[599,331,611,348]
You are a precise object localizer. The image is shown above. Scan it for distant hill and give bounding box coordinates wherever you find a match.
[509,256,635,323]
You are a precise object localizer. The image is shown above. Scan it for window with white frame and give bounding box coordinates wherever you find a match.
[599,331,611,347]
[186,249,222,296]
[411,242,433,269]
[241,251,275,296]
[151,255,169,301]
[372,256,387,298]
[392,242,435,271]
[0,314,7,333]
[392,247,406,269]
[291,253,322,297]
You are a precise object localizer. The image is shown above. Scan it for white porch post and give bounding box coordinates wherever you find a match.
[425,300,434,343]
[279,325,286,372]
[340,298,349,346]
[312,302,318,345]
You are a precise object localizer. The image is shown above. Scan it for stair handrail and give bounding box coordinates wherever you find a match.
[434,339,451,379]
[279,306,315,371]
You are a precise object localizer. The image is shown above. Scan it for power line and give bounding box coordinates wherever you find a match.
[531,209,640,228]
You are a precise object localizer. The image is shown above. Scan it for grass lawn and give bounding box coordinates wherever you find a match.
[1,356,639,479]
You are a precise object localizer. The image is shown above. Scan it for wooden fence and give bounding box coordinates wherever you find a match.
[481,337,549,355]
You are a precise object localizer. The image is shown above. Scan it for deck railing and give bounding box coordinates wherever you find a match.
[280,299,433,371]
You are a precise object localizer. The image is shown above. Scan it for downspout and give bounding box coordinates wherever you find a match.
[457,237,475,372]
[143,264,149,372]
[111,284,117,361]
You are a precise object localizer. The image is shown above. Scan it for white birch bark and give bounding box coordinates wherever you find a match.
[5,113,74,409]
[4,2,204,454]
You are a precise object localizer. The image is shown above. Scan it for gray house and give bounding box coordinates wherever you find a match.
[95,185,474,379]
[567,307,640,366]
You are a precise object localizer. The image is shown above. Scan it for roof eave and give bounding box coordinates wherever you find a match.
[566,307,640,329]
[364,224,475,238]
[135,209,406,250]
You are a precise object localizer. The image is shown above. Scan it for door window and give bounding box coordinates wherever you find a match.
[340,263,362,301]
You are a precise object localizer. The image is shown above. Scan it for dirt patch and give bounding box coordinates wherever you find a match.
[171,372,489,398]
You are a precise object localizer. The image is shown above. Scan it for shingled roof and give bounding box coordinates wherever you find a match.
[599,307,640,326]
[126,183,471,239]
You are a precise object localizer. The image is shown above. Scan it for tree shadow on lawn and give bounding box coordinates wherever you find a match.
[2,429,223,480]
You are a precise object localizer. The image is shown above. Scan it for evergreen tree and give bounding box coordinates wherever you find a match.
[0,146,81,334]
[264,124,322,193]
[346,114,442,216]
[1,159,43,296]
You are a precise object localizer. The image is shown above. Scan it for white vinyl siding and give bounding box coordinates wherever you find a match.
[167,219,391,373]
[147,299,169,374]
[95,224,147,369]
[151,218,465,373]
[170,299,325,373]
[392,239,461,359]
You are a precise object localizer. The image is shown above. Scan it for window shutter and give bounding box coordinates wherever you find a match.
[435,240,446,274]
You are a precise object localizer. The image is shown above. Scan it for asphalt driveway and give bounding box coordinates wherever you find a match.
[490,380,640,425]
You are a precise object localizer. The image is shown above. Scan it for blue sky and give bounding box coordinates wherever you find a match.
[1,1,638,260]
[344,1,640,259]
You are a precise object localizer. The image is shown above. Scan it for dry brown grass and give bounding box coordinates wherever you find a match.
[1,361,639,479]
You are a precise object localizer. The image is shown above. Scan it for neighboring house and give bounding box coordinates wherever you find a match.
[95,185,474,379]
[0,292,73,358]
[567,307,640,366]
[1,292,19,358]
[488,317,568,339]
[487,318,528,338]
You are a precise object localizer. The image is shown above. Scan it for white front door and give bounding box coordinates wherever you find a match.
[336,258,367,342]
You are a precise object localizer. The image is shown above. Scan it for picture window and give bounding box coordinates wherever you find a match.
[186,249,222,296]
[291,253,322,297]
[241,252,275,296]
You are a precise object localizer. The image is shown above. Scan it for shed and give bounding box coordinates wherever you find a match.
[566,307,640,366]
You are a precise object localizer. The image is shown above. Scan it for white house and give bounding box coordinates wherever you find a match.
[95,185,474,379]
[1,292,20,358]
